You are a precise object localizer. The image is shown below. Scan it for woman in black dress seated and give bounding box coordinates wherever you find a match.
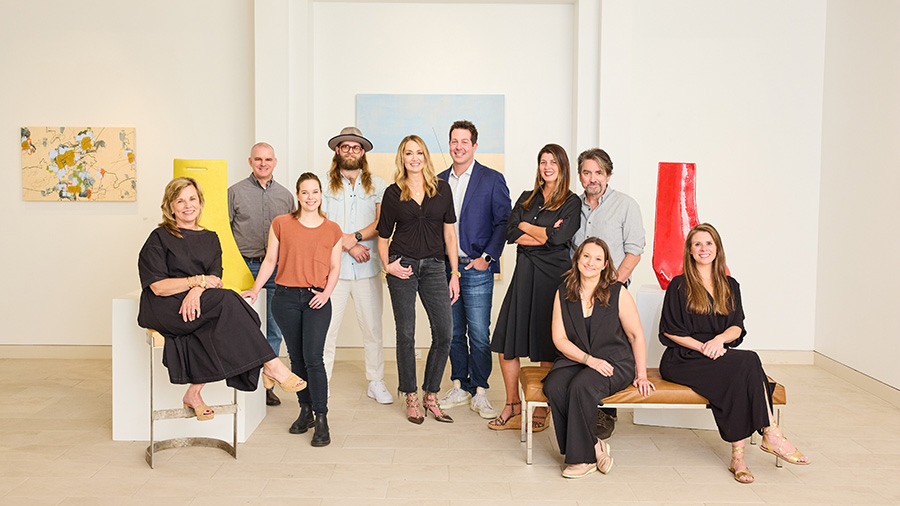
[659,223,809,483]
[138,177,305,421]
[490,144,581,432]
[543,238,655,478]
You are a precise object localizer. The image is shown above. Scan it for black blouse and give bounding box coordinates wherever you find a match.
[377,179,456,260]
[506,190,581,251]
[658,274,746,349]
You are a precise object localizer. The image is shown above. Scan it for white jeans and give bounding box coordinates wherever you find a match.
[323,276,385,382]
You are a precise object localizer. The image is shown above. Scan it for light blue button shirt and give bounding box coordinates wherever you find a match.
[447,160,474,258]
[322,173,387,280]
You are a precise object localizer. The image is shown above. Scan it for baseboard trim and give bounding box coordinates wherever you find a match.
[814,352,900,409]
[0,345,112,359]
[755,350,814,365]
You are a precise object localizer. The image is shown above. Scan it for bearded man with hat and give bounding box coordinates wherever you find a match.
[319,126,392,405]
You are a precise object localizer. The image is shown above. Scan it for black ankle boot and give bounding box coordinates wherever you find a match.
[311,413,330,447]
[289,403,314,434]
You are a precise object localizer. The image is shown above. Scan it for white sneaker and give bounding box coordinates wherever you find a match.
[438,380,471,409]
[471,387,497,419]
[367,380,393,404]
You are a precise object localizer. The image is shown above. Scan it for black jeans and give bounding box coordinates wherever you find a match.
[272,285,330,414]
[385,255,452,394]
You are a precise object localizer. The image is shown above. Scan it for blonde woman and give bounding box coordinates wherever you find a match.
[659,223,809,483]
[138,177,305,422]
[377,135,460,424]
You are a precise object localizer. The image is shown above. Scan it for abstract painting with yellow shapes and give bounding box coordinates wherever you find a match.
[21,126,136,201]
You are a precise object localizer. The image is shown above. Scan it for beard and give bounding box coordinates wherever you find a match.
[337,153,363,172]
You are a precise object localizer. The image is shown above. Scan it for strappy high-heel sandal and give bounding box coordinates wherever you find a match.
[532,408,551,433]
[405,392,424,425]
[729,445,754,483]
[487,401,521,430]
[263,371,307,393]
[422,392,453,423]
[760,423,810,465]
[595,438,613,474]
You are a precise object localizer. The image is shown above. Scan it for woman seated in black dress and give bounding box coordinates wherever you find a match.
[137,177,305,421]
[659,223,809,483]
[543,238,655,478]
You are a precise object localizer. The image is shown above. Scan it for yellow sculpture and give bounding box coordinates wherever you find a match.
[173,159,254,292]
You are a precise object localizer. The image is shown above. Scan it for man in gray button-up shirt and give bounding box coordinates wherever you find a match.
[228,142,295,405]
[572,147,645,439]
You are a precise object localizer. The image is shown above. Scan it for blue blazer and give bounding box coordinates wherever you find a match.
[438,161,511,274]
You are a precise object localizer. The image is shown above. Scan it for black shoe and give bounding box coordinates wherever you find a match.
[289,403,314,434]
[311,413,330,447]
[596,409,616,440]
[266,389,281,406]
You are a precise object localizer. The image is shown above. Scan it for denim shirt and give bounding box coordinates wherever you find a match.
[322,173,387,280]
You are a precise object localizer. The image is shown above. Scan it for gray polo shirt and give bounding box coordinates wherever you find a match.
[572,187,645,275]
[228,175,296,258]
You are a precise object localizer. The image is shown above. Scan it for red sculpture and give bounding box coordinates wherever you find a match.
[652,162,699,289]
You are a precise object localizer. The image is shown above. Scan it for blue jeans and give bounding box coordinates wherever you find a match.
[446,258,494,395]
[245,258,282,357]
[271,286,330,415]
[385,256,452,394]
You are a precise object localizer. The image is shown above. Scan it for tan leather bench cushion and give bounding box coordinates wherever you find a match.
[519,366,786,405]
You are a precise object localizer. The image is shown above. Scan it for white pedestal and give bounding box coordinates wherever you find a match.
[111,290,268,442]
[633,285,717,431]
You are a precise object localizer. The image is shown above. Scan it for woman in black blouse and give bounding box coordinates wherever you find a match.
[489,143,581,431]
[659,223,809,483]
[378,134,460,424]
[543,238,654,478]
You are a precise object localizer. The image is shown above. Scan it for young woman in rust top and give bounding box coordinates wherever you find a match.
[244,173,342,446]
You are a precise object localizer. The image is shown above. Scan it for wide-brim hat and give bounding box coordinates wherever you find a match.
[328,126,373,152]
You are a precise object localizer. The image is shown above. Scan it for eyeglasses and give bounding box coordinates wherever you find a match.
[340,145,363,154]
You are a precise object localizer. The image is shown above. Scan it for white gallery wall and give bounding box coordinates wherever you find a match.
[3,0,898,392]
[599,0,827,353]
[816,0,900,388]
[0,0,256,345]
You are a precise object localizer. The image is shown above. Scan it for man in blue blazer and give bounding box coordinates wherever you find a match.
[437,120,511,418]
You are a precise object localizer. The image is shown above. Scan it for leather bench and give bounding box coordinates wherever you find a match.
[518,365,787,465]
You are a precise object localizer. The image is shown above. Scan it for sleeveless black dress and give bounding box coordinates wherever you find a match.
[542,283,635,463]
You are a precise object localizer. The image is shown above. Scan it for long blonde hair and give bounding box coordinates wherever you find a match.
[564,237,618,307]
[682,223,733,315]
[159,177,204,238]
[393,135,438,201]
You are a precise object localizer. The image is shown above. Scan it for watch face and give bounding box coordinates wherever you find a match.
[483,254,493,263]
[355,232,362,241]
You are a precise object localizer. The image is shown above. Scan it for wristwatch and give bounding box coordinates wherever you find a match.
[481,252,493,263]
[354,231,363,241]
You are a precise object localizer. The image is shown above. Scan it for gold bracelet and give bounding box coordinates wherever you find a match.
[451,270,461,278]
[582,353,590,364]
[187,276,195,289]
[200,274,207,289]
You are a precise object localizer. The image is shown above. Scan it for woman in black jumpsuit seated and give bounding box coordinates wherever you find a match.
[543,237,655,479]
[137,177,305,421]
[659,223,809,483]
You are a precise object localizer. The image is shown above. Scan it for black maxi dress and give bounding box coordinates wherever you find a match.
[137,227,276,391]
[543,283,635,464]
[491,191,581,362]
[658,274,775,442]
